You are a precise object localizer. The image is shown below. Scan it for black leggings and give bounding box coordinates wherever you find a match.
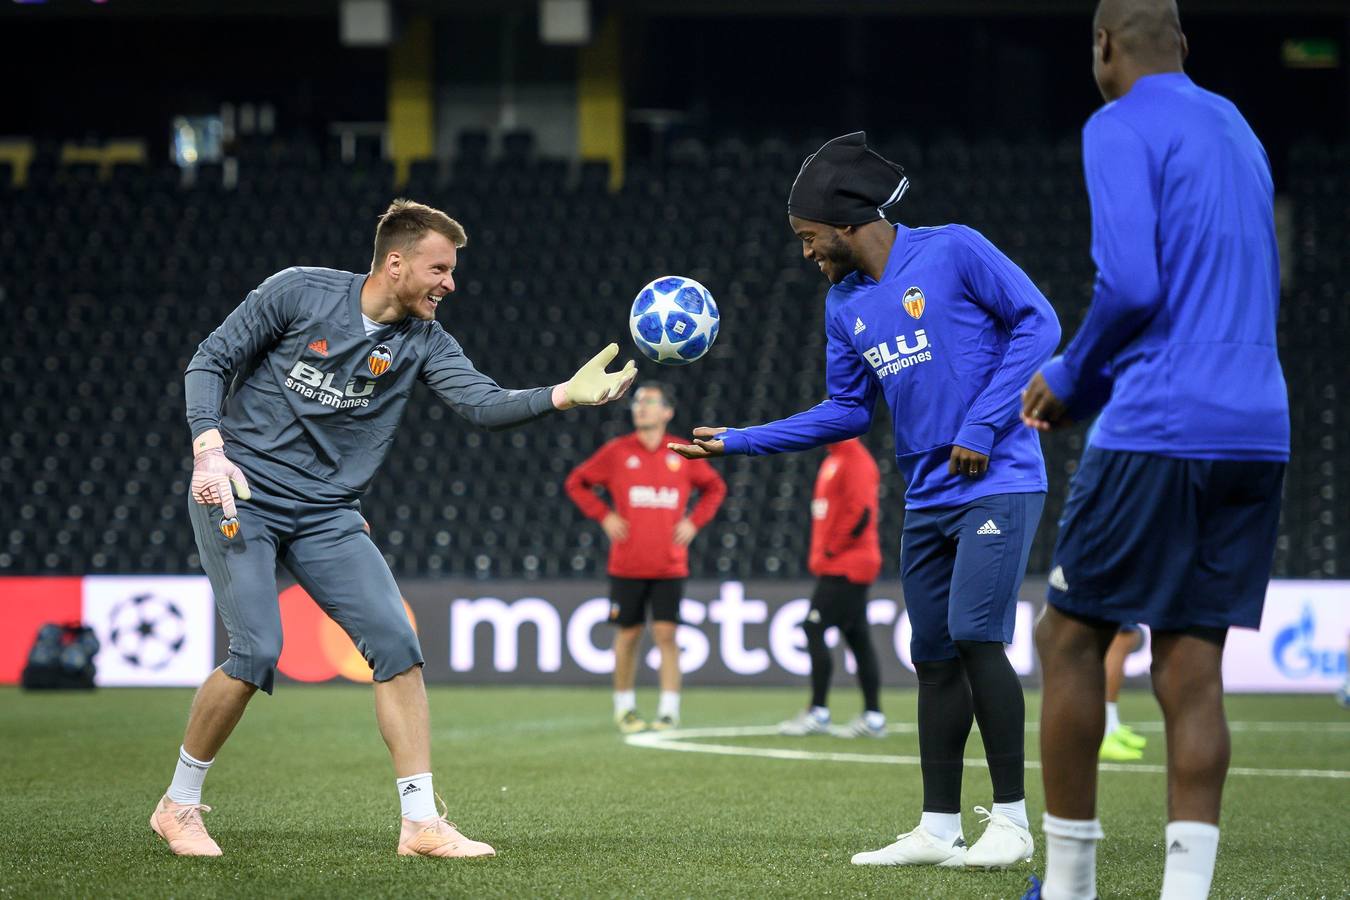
[803,575,881,712]
[804,616,882,712]
[915,640,1025,813]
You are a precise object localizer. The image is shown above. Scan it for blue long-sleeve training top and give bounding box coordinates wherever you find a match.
[721,223,1061,510]
[1040,73,1290,460]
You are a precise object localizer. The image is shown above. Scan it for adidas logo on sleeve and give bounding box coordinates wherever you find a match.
[976,519,1001,535]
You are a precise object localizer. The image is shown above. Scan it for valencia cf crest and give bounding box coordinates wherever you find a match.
[902,286,926,319]
[368,344,393,377]
[666,453,683,472]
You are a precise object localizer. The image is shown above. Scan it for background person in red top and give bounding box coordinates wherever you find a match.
[779,438,885,739]
[565,382,726,733]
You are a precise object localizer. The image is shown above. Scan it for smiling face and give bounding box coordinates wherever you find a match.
[789,215,859,284]
[386,232,457,321]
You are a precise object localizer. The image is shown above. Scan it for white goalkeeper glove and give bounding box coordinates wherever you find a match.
[554,343,638,409]
[190,428,252,539]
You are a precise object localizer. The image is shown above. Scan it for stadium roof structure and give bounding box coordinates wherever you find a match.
[3,0,1348,17]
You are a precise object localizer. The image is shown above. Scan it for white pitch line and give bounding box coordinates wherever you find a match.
[626,725,1350,780]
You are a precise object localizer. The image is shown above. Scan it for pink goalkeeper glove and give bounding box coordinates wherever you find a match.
[190,429,252,539]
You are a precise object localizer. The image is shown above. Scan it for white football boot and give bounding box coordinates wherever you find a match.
[964,806,1034,868]
[850,826,968,867]
[778,709,832,736]
[834,715,886,739]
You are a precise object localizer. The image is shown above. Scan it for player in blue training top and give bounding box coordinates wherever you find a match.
[671,132,1061,870]
[1019,2,1290,899]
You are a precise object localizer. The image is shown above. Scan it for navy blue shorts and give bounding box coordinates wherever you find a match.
[901,492,1045,662]
[1047,447,1285,632]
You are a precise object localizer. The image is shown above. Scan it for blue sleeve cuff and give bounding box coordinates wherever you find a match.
[720,430,749,455]
[953,423,995,456]
[1040,356,1077,405]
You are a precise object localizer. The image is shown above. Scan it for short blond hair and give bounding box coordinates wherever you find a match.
[371,198,467,270]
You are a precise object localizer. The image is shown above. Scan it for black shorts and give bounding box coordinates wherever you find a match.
[608,577,684,627]
[807,575,870,631]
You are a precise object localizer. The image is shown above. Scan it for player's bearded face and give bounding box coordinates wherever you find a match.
[397,234,458,321]
[813,229,858,284]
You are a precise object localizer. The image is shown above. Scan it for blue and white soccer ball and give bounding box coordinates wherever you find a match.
[629,275,720,366]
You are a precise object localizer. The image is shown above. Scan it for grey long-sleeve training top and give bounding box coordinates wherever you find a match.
[185,266,556,503]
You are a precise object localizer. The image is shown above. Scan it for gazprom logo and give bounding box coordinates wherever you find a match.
[1271,604,1346,678]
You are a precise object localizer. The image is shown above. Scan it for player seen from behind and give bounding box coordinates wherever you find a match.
[1019,2,1290,897]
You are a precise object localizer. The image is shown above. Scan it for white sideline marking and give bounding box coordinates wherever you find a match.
[626,725,1350,780]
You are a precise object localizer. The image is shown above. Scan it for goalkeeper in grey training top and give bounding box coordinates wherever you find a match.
[150,198,637,860]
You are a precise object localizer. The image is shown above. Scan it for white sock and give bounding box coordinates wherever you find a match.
[863,710,885,729]
[992,799,1029,829]
[1160,821,1220,900]
[658,691,680,720]
[1042,813,1104,900]
[167,745,213,805]
[614,690,636,716]
[397,772,437,822]
[919,811,962,842]
[1105,701,1121,735]
[810,705,831,723]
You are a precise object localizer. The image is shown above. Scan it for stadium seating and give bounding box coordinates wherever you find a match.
[1,134,1342,579]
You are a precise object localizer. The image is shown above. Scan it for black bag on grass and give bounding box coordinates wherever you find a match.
[21,623,99,690]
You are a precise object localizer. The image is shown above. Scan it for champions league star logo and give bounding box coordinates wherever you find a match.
[107,593,189,671]
[368,344,393,377]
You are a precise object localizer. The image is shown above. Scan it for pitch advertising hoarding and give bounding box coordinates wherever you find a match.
[1,577,1345,692]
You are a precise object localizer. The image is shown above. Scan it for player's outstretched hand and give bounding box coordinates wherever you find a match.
[1021,371,1071,432]
[668,426,727,460]
[190,428,252,539]
[948,444,990,479]
[555,343,638,409]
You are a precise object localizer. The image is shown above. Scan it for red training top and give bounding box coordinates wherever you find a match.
[565,432,727,579]
[809,438,882,585]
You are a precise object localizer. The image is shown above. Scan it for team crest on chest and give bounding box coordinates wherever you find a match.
[666,453,683,472]
[626,455,641,469]
[902,286,926,319]
[368,344,393,377]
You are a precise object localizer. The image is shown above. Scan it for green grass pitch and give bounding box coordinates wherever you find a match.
[1,686,1346,898]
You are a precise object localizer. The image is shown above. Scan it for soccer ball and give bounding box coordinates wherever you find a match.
[629,275,720,365]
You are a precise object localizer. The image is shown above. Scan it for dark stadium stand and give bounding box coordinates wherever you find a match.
[1,134,1343,579]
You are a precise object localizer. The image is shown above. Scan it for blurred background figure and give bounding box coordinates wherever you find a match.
[1099,626,1148,762]
[779,438,885,739]
[565,383,725,732]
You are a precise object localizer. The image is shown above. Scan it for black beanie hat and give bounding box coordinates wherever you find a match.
[788,131,910,227]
